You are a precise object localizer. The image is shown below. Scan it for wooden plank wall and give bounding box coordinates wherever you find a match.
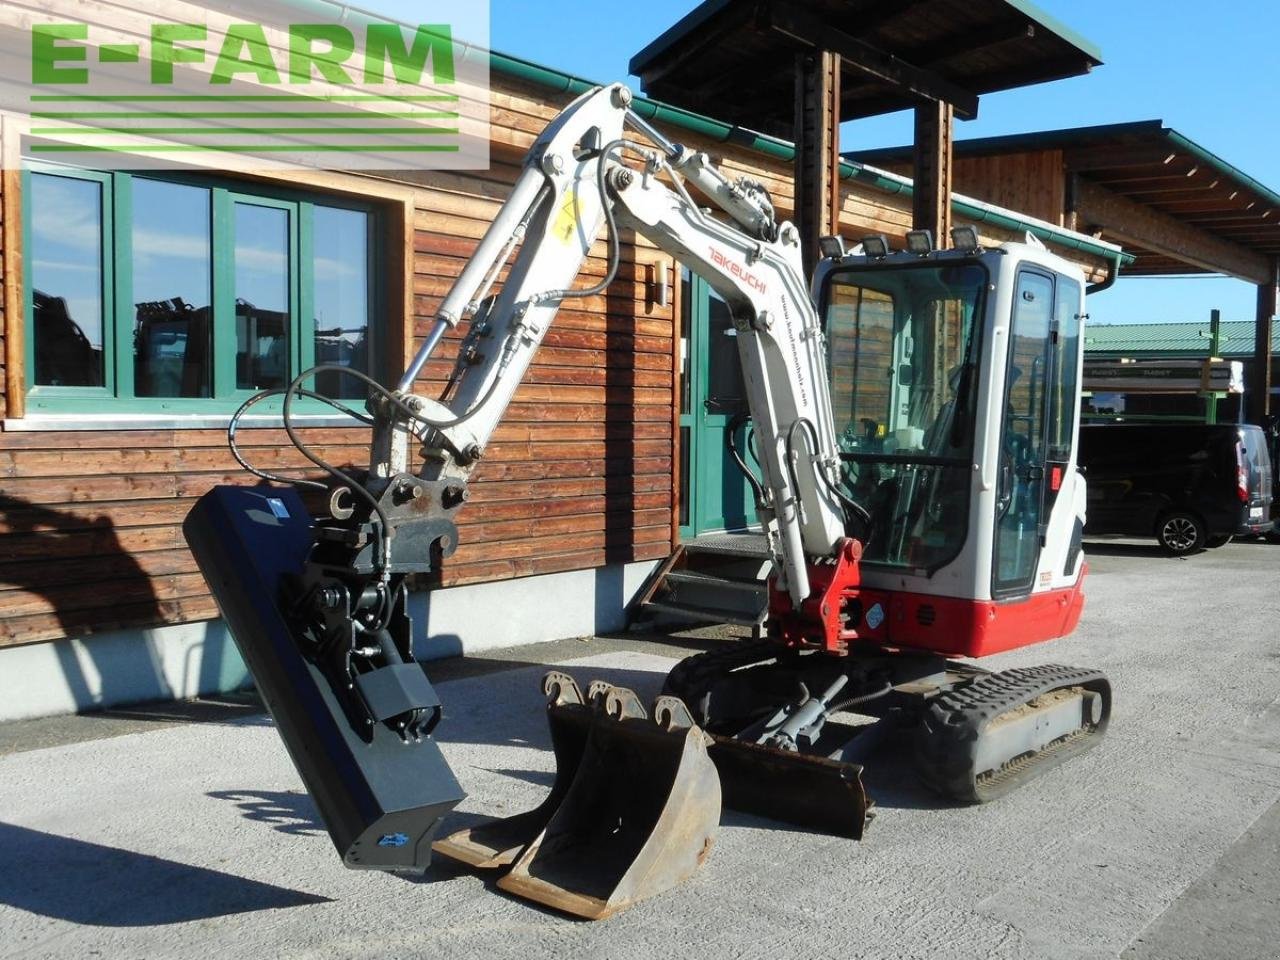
[0,72,1107,651]
[876,150,1068,229]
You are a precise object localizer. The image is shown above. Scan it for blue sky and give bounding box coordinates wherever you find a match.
[483,0,1280,327]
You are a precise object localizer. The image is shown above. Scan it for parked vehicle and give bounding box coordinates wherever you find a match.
[1078,423,1274,554]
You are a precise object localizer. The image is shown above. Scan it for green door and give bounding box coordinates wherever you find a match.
[678,268,760,539]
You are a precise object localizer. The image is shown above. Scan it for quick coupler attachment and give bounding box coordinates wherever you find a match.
[435,673,721,920]
[184,486,465,873]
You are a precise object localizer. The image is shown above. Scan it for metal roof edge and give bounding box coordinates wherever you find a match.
[1001,0,1104,64]
[1162,129,1280,214]
[628,0,734,76]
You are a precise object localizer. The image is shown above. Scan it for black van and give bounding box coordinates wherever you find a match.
[1078,423,1274,554]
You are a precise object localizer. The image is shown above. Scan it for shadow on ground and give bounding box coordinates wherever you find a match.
[1084,539,1182,559]
[210,649,955,880]
[0,822,330,926]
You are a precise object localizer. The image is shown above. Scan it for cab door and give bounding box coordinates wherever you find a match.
[993,270,1054,596]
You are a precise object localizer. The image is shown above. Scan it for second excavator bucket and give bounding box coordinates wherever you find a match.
[436,674,721,920]
[432,673,592,869]
[498,684,721,919]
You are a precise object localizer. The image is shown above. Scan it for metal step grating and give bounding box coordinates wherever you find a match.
[683,530,771,558]
[632,530,773,628]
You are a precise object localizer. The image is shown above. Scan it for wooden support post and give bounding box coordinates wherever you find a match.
[794,49,841,277]
[913,100,953,247]
[1249,258,1278,426]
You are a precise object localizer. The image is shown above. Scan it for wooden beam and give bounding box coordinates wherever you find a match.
[767,1,979,119]
[1063,145,1181,171]
[1075,178,1272,284]
[794,48,842,277]
[1249,259,1278,425]
[1149,198,1261,215]
[2,116,23,420]
[1181,211,1274,226]
[913,100,954,245]
[902,20,1038,69]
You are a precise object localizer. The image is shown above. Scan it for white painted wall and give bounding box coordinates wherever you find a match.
[0,559,659,722]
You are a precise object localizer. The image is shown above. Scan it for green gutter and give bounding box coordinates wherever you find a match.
[1164,129,1280,212]
[265,0,1131,266]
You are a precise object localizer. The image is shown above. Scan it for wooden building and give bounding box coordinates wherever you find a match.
[0,18,1126,719]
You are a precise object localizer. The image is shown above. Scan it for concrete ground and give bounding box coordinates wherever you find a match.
[2,538,1279,960]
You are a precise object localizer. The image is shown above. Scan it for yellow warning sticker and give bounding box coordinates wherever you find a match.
[552,187,580,246]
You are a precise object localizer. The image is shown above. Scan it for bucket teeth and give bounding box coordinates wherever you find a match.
[433,674,722,920]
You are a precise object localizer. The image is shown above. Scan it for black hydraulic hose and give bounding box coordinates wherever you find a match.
[228,386,374,490]
[527,138,628,305]
[827,680,893,715]
[726,412,769,511]
[786,418,873,529]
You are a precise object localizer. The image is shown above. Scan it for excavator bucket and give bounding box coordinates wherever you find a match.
[432,672,591,869]
[497,684,720,919]
[437,675,720,920]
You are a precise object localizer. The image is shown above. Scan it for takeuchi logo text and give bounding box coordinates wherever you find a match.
[709,247,768,295]
[30,22,457,86]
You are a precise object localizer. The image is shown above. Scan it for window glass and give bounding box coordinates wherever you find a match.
[993,271,1054,594]
[1048,281,1082,460]
[825,263,987,571]
[26,169,378,411]
[234,202,291,391]
[705,286,745,409]
[312,205,371,399]
[132,180,212,398]
[679,267,692,416]
[30,173,105,387]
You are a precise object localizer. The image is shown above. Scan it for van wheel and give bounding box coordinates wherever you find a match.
[1157,512,1206,554]
[1205,534,1233,548]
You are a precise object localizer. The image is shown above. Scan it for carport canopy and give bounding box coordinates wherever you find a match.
[630,0,1103,274]
[629,0,1103,136]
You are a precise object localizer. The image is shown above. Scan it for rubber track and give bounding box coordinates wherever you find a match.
[914,664,1111,804]
[662,639,783,727]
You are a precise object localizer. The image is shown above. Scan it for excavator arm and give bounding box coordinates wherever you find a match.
[364,83,851,605]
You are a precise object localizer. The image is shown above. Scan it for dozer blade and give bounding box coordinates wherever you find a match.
[706,736,870,839]
[495,684,721,920]
[432,672,591,869]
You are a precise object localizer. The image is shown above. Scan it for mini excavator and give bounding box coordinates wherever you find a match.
[185,84,1112,920]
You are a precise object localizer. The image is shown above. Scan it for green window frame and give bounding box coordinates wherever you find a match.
[22,162,383,415]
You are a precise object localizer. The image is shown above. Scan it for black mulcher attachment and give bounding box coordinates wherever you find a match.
[184,486,464,872]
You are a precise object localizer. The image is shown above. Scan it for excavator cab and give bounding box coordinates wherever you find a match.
[814,237,1092,658]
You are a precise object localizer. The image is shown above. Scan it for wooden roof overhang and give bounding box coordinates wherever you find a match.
[629,0,1103,136]
[851,121,1280,285]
